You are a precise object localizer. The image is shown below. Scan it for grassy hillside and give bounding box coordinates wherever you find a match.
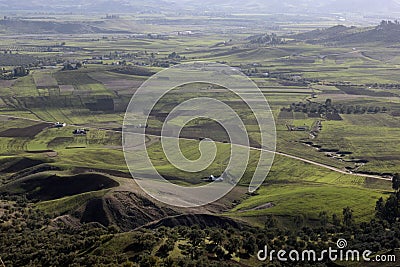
[291,21,400,45]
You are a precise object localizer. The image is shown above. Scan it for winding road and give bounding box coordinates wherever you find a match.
[0,114,392,182]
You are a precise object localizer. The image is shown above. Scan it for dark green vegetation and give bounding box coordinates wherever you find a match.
[0,9,399,266]
[1,190,400,266]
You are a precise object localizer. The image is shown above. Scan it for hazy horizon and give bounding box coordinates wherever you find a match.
[1,0,400,15]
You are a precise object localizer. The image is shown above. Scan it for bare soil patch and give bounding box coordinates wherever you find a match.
[59,85,75,93]
[0,122,50,137]
[0,79,16,87]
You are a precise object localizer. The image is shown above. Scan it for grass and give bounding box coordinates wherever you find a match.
[55,148,127,172]
[227,155,391,224]
[0,87,395,226]
[10,75,38,97]
[37,189,111,215]
[126,136,391,224]
[229,184,385,223]
[32,70,59,89]
[316,113,400,173]
[0,25,399,229]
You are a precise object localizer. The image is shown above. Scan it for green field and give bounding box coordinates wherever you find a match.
[1,9,400,267]
[0,35,399,227]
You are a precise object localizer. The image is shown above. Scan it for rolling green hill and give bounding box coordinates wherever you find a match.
[291,21,400,45]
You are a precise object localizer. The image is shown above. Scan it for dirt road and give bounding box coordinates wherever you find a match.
[0,114,392,182]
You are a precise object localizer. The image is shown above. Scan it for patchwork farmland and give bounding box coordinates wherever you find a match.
[0,7,400,266]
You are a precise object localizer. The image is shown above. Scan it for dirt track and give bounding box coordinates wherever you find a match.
[0,114,391,182]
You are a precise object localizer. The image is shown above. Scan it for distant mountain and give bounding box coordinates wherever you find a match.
[323,0,400,13]
[1,0,400,14]
[290,20,400,44]
[176,0,400,14]
[0,0,172,13]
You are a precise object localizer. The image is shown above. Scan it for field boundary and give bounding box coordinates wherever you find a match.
[0,114,391,182]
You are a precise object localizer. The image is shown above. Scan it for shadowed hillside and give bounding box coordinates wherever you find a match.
[0,173,119,201]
